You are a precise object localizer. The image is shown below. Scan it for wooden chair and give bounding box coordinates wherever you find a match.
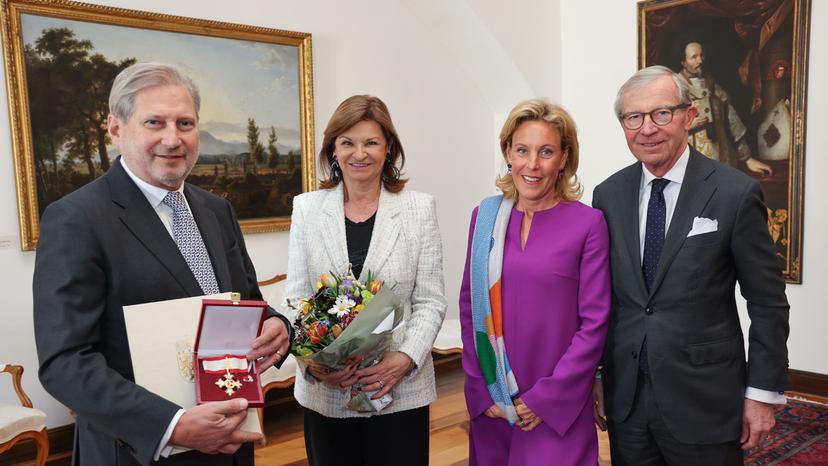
[256,273,296,397]
[0,364,49,465]
[256,274,296,442]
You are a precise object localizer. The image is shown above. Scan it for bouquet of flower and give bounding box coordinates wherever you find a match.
[288,268,403,411]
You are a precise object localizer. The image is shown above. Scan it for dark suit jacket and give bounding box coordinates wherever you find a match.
[33,159,289,465]
[592,148,789,444]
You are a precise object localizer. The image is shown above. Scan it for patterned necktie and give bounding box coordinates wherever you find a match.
[162,191,220,295]
[642,178,670,290]
[639,178,669,377]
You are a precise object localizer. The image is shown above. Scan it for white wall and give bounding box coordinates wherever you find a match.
[0,0,559,427]
[561,0,828,374]
[2,0,823,431]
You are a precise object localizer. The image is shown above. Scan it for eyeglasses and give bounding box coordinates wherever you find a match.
[619,104,691,130]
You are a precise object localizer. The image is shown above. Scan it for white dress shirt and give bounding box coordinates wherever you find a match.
[120,158,186,459]
[637,146,785,406]
[638,147,688,262]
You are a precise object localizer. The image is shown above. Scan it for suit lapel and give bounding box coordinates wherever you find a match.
[619,164,649,300]
[319,185,349,272]
[649,150,717,297]
[360,188,401,282]
[109,160,203,296]
[185,185,232,292]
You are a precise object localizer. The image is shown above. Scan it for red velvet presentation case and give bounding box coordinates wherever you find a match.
[194,296,267,407]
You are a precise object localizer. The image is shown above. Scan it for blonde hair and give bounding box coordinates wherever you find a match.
[496,99,582,201]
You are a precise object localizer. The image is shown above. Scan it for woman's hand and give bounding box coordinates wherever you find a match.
[355,351,414,399]
[484,404,507,420]
[514,397,542,432]
[307,364,359,389]
[592,379,607,431]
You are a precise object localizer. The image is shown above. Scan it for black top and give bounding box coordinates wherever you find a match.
[345,213,376,279]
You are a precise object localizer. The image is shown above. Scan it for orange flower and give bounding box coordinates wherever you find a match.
[319,273,337,288]
[369,280,382,294]
[308,321,329,344]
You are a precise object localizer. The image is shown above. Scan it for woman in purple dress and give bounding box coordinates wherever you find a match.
[460,99,611,465]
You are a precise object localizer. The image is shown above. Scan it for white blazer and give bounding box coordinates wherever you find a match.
[284,184,447,417]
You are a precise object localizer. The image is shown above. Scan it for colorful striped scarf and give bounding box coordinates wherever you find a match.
[470,195,520,425]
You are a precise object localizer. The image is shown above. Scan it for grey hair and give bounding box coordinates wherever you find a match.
[613,65,690,117]
[108,62,201,121]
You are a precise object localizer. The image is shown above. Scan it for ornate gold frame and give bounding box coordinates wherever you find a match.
[0,0,316,250]
[637,0,810,283]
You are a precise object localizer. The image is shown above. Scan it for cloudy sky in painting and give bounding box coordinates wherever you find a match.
[21,14,301,147]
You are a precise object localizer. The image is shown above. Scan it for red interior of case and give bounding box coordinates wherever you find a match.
[194,299,267,407]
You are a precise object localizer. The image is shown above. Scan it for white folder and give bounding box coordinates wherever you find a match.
[123,293,262,454]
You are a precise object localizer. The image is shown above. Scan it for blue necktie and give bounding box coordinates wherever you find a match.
[640,178,669,376]
[162,191,220,295]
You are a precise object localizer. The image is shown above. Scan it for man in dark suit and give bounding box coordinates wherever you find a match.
[592,65,789,465]
[33,62,292,465]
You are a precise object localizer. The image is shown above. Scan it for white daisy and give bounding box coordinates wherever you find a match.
[327,295,356,318]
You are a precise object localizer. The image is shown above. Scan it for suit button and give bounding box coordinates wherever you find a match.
[631,351,638,359]
[645,307,653,315]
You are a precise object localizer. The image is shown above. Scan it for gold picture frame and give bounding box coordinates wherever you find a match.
[1,0,316,250]
[638,0,810,283]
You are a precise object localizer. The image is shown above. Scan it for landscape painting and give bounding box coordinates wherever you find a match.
[1,0,315,249]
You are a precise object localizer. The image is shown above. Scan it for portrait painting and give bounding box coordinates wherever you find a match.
[638,0,811,283]
[1,0,316,250]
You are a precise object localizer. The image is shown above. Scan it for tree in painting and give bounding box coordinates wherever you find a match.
[25,27,135,216]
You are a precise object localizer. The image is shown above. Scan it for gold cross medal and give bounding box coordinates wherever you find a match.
[215,371,242,396]
[203,355,248,396]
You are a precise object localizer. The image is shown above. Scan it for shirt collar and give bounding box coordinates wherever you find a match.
[120,157,184,208]
[641,145,690,188]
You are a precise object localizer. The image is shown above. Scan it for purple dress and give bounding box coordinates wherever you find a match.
[460,201,611,466]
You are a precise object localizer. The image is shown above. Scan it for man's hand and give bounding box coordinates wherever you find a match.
[592,379,607,431]
[169,398,261,454]
[745,157,773,176]
[740,398,776,450]
[249,317,290,370]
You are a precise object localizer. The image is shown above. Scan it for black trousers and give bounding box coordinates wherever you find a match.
[154,442,253,465]
[303,406,429,466]
[608,372,743,466]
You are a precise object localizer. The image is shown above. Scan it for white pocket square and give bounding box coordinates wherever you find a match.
[687,217,718,237]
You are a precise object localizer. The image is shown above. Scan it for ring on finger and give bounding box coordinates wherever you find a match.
[378,379,385,389]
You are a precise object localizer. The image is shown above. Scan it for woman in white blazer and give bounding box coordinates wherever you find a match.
[283,95,447,466]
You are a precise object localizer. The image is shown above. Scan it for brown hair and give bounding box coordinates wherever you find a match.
[319,95,407,192]
[496,99,582,202]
